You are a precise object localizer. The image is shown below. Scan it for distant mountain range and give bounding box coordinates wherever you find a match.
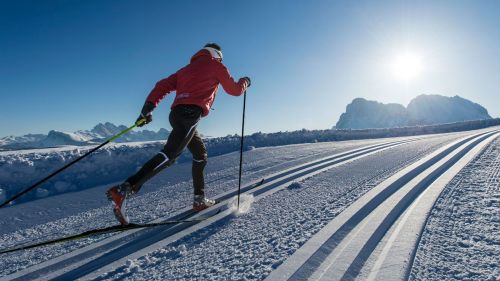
[0,122,170,150]
[336,94,492,129]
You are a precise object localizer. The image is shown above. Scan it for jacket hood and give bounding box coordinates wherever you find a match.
[190,49,213,63]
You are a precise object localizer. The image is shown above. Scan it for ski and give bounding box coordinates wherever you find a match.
[0,208,222,255]
[0,178,266,256]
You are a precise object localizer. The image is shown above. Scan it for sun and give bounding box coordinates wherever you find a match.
[391,52,424,82]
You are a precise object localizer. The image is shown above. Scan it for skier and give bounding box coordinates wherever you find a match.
[106,43,251,225]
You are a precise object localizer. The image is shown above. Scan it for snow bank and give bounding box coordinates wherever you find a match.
[2,121,498,206]
[0,142,163,205]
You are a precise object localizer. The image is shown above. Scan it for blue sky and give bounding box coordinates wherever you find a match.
[1,0,499,138]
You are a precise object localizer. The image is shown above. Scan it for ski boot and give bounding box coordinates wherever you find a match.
[193,195,216,211]
[106,182,133,225]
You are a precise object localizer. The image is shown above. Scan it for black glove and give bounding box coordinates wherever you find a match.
[136,101,155,127]
[242,76,251,88]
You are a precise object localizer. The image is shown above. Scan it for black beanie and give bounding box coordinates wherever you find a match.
[204,42,221,51]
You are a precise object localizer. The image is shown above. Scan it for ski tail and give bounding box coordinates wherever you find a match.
[0,225,126,255]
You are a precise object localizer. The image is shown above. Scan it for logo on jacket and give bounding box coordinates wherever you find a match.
[177,93,190,99]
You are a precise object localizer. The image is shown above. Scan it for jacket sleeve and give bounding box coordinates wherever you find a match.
[216,63,248,96]
[146,72,177,106]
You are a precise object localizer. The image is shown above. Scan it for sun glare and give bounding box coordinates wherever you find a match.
[391,52,423,82]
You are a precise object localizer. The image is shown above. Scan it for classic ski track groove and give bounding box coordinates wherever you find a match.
[364,133,499,281]
[3,138,416,281]
[265,129,499,281]
[78,139,417,281]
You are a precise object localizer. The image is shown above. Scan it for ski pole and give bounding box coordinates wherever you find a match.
[0,119,146,208]
[237,91,247,210]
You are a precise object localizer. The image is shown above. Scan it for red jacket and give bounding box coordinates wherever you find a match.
[146,49,248,117]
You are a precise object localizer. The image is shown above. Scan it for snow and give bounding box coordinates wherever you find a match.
[3,122,499,206]
[270,131,499,281]
[409,136,500,281]
[0,128,498,280]
[0,141,163,205]
[0,187,6,202]
[1,138,389,276]
[90,134,463,280]
[2,129,403,206]
[287,182,303,190]
[0,122,170,150]
[229,194,255,215]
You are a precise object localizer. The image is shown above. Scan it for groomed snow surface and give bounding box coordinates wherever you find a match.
[0,138,389,276]
[91,134,464,280]
[409,136,500,281]
[0,129,498,280]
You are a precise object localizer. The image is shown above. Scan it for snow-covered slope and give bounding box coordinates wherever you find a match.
[0,134,46,149]
[0,128,498,280]
[0,122,170,150]
[41,130,90,147]
[0,141,164,205]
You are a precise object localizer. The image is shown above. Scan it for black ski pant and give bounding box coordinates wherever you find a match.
[126,105,207,196]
